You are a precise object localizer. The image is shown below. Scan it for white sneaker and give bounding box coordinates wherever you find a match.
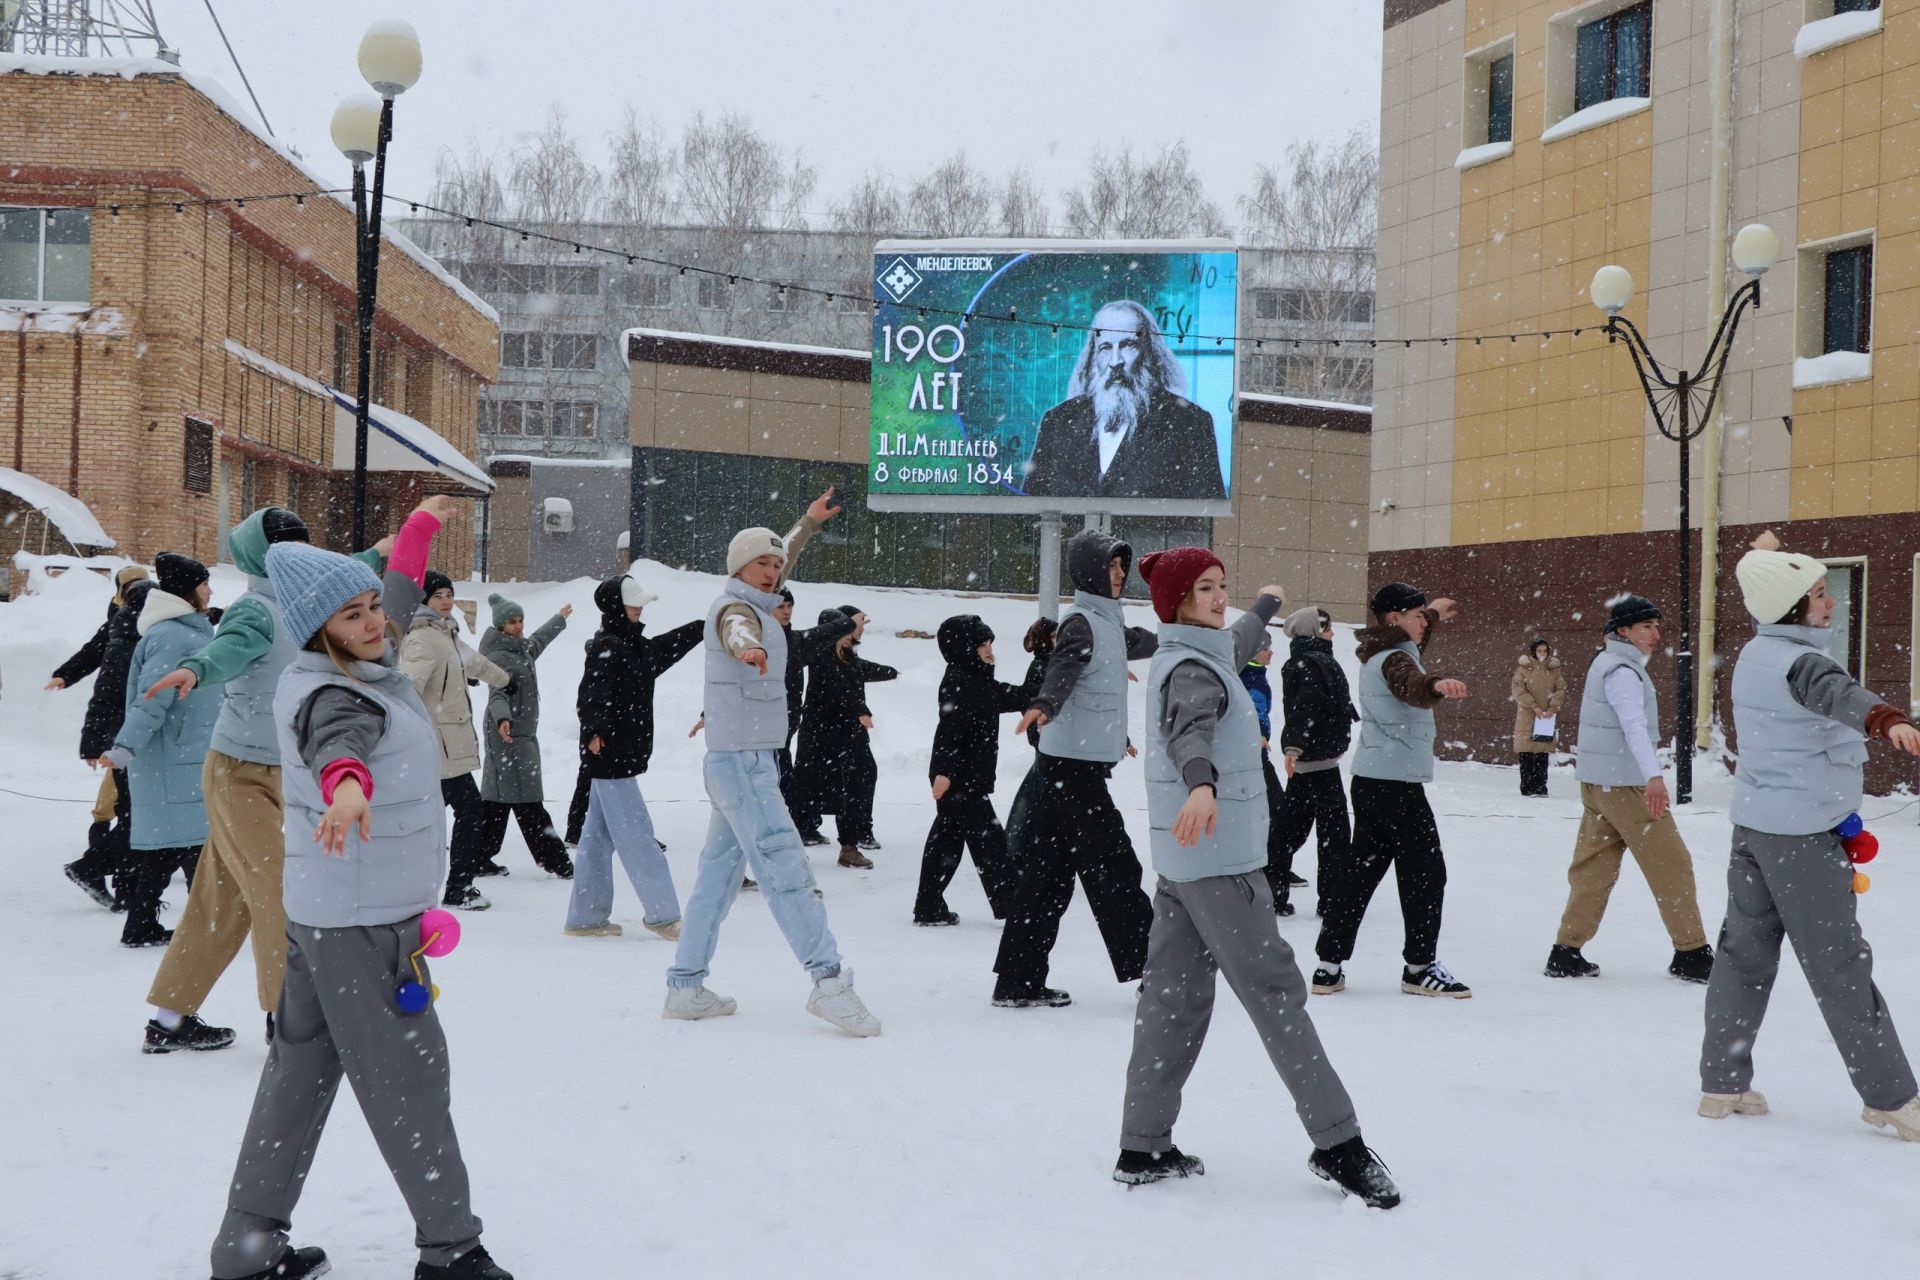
[807,968,881,1037]
[1863,1095,1920,1141]
[644,919,682,942]
[663,985,736,1020]
[563,922,623,937]
[1699,1090,1769,1119]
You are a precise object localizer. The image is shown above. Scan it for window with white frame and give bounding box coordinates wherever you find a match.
[1823,560,1866,680]
[548,333,598,370]
[1796,233,1875,362]
[1463,37,1518,149]
[501,332,544,368]
[696,275,734,311]
[549,401,599,438]
[624,272,673,308]
[0,206,91,303]
[1544,0,1654,134]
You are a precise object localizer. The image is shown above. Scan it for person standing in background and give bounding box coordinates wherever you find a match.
[1511,637,1565,798]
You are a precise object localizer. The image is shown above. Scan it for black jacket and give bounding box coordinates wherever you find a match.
[1021,654,1049,749]
[1023,391,1226,500]
[576,576,702,780]
[53,600,114,689]
[929,615,1038,799]
[78,582,151,760]
[784,613,856,739]
[795,613,898,803]
[1279,634,1357,764]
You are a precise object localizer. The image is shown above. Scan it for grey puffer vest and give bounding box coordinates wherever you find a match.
[211,576,299,766]
[1575,639,1659,787]
[1732,625,1868,836]
[1144,625,1269,882]
[703,579,790,753]
[276,652,447,928]
[1039,590,1129,764]
[1351,640,1436,783]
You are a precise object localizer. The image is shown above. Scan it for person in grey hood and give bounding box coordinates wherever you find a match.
[477,592,574,879]
[993,528,1157,1008]
[1115,546,1399,1209]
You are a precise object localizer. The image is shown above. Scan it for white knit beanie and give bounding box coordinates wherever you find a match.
[727,527,788,576]
[1735,530,1827,624]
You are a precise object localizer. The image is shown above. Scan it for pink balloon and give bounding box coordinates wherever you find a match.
[419,909,462,957]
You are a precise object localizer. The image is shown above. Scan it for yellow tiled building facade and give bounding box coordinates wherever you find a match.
[0,62,497,569]
[1376,0,1920,789]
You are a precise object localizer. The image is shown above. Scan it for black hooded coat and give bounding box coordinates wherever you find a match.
[79,581,153,760]
[794,609,898,813]
[575,576,702,780]
[928,615,1038,800]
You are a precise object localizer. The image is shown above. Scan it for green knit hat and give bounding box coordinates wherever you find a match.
[488,592,524,627]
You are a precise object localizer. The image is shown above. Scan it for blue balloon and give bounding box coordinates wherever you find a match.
[394,980,432,1014]
[1836,813,1864,839]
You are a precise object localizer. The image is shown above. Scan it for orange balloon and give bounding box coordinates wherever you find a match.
[1853,871,1871,895]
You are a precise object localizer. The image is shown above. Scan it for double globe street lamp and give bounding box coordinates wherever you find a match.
[330,20,423,550]
[1589,222,1779,806]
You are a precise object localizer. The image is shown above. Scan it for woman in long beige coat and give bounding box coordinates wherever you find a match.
[1511,637,1566,797]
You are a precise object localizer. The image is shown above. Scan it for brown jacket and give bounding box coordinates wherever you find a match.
[1355,608,1448,708]
[1510,649,1567,754]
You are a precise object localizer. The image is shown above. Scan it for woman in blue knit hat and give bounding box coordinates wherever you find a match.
[206,495,514,1280]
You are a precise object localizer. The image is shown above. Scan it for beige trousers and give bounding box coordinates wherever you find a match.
[1556,781,1707,952]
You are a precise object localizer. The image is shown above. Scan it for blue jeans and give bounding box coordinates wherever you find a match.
[668,749,841,988]
[566,777,680,929]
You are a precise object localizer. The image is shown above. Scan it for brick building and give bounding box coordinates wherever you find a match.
[1374,0,1920,791]
[0,55,497,570]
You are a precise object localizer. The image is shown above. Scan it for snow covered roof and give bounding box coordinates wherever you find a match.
[1236,392,1373,415]
[1,302,131,335]
[0,53,498,326]
[0,467,115,548]
[324,388,494,493]
[226,339,329,399]
[623,327,869,362]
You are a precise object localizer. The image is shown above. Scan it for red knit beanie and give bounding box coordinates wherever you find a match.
[1138,547,1225,623]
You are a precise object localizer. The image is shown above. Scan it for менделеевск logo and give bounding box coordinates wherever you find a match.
[877,257,924,303]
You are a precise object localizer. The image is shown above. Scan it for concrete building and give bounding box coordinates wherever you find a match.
[1,55,497,570]
[1374,0,1920,790]
[471,329,1371,615]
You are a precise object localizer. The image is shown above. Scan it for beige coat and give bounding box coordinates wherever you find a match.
[1511,650,1567,754]
[400,609,511,779]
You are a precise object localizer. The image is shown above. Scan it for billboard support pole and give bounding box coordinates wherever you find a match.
[1037,515,1062,622]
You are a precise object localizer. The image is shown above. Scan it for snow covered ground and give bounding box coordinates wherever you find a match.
[4,556,1919,1277]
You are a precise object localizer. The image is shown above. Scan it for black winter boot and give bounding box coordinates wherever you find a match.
[416,1244,513,1279]
[992,984,1072,1009]
[144,1014,236,1054]
[913,910,960,927]
[1544,944,1601,978]
[218,1245,331,1279]
[1308,1136,1401,1208]
[1669,945,1714,984]
[1113,1145,1205,1186]
[63,860,114,909]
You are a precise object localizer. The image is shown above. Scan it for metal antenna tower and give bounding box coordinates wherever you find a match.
[1,0,177,62]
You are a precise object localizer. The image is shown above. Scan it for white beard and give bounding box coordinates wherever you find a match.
[1091,380,1149,477]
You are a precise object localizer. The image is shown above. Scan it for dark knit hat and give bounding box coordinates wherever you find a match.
[1606,594,1662,633]
[777,586,795,606]
[1137,547,1225,624]
[1369,581,1427,619]
[423,569,454,599]
[838,603,863,620]
[260,507,310,545]
[154,552,209,604]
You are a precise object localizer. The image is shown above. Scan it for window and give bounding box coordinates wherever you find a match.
[550,401,599,438]
[549,334,598,370]
[1575,2,1651,112]
[1486,53,1515,143]
[552,265,601,296]
[1251,289,1282,322]
[696,274,734,311]
[373,345,392,403]
[837,285,868,314]
[499,263,543,294]
[765,284,795,313]
[0,206,91,302]
[501,332,543,368]
[332,322,351,388]
[183,418,214,493]
[1824,245,1873,354]
[625,272,672,308]
[1828,0,1880,14]
[1824,561,1866,679]
[1245,352,1287,391]
[241,459,258,513]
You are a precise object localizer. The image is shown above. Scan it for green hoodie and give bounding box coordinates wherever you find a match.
[177,509,386,688]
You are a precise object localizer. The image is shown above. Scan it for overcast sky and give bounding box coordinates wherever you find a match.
[150,0,1384,232]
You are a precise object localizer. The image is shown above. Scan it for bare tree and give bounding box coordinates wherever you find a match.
[603,107,678,233]
[829,169,908,245]
[678,110,818,234]
[1060,142,1226,238]
[999,167,1050,237]
[1238,128,1378,404]
[905,150,998,239]
[508,105,603,233]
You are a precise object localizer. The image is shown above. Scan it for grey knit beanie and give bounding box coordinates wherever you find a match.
[1283,606,1325,639]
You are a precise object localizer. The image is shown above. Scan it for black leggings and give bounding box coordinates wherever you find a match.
[1264,764,1351,905]
[915,793,1018,921]
[1313,776,1447,968]
[477,802,572,874]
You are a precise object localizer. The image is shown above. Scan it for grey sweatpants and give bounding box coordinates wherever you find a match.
[1122,872,1362,1153]
[210,920,483,1279]
[1700,826,1918,1111]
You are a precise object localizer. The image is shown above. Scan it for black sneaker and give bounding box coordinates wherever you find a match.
[913,910,960,927]
[265,1012,275,1046]
[741,876,758,891]
[1113,1145,1205,1186]
[64,861,114,909]
[416,1244,513,1279]
[1669,945,1714,984]
[121,922,173,949]
[1310,967,1345,995]
[1544,944,1601,979]
[799,830,829,847]
[1285,872,1310,889]
[655,838,668,852]
[442,885,491,912]
[144,1014,236,1054]
[537,858,574,880]
[1275,898,1297,917]
[223,1245,331,1279]
[1308,1136,1401,1209]
[857,837,882,851]
[476,861,510,878]
[1401,961,1471,998]
[992,986,1072,1008]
